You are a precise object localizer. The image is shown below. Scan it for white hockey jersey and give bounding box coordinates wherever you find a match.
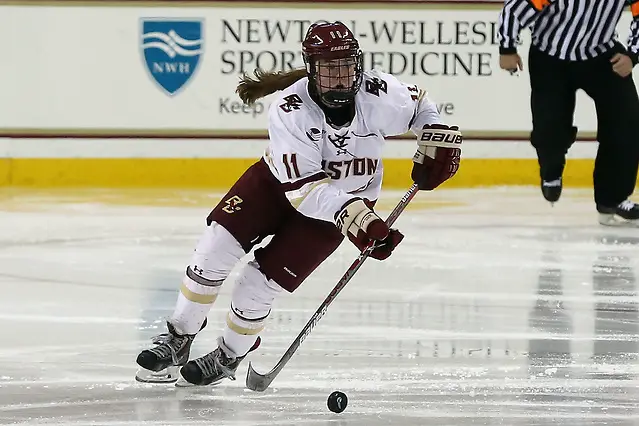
[263,69,442,223]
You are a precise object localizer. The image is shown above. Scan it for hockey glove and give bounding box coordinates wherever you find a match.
[412,123,462,190]
[335,198,404,260]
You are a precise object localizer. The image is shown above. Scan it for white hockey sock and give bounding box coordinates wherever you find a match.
[171,267,222,335]
[222,308,263,358]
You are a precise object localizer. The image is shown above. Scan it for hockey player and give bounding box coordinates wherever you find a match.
[135,21,462,386]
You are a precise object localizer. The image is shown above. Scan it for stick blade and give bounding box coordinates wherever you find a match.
[245,361,274,392]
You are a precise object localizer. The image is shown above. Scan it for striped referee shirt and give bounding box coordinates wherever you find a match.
[498,0,639,63]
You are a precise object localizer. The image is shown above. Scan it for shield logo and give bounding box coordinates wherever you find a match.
[141,18,204,96]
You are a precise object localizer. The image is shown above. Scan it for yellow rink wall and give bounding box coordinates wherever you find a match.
[0,137,603,189]
[0,158,599,189]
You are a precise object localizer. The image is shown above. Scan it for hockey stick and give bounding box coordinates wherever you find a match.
[245,183,420,392]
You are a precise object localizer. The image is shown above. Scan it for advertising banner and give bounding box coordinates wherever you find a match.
[0,3,637,133]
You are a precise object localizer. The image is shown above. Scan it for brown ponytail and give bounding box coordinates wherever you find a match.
[236,68,307,106]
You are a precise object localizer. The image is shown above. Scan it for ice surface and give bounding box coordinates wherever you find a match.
[0,187,637,425]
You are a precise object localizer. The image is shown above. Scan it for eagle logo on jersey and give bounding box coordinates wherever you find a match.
[364,77,388,97]
[140,18,203,96]
[328,132,353,156]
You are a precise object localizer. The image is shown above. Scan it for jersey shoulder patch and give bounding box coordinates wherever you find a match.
[357,70,423,136]
[271,77,312,115]
[278,93,305,113]
[363,76,389,97]
[360,70,417,103]
[269,86,324,143]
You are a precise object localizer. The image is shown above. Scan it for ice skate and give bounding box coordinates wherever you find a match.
[541,177,562,204]
[177,336,261,387]
[135,319,206,383]
[539,148,569,205]
[597,200,639,226]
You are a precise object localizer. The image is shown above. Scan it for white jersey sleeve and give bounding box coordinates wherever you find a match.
[361,70,444,137]
[263,99,356,223]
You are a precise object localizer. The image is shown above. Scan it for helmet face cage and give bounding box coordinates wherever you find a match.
[305,53,363,107]
[301,22,363,108]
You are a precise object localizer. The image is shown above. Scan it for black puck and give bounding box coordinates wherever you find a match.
[327,390,348,413]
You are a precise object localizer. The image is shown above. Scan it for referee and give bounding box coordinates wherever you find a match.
[498,0,639,226]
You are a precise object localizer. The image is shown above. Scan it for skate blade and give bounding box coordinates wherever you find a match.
[175,376,196,387]
[174,371,223,388]
[135,366,180,384]
[598,214,639,227]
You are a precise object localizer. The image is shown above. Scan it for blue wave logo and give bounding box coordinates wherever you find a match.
[141,19,203,96]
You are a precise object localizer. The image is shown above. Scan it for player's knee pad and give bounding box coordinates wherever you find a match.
[187,221,245,283]
[226,260,283,336]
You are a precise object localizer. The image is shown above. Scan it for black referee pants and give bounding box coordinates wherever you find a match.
[528,44,639,207]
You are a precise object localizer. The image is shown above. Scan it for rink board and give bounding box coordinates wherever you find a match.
[0,138,603,188]
[1,1,635,188]
[1,2,637,133]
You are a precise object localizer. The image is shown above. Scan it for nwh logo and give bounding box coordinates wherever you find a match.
[141,18,204,96]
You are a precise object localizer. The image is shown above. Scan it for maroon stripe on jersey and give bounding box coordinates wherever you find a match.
[280,171,329,193]
[290,154,302,178]
[282,153,294,179]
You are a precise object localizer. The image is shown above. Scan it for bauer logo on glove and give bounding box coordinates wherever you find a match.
[412,123,462,191]
[418,126,463,145]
